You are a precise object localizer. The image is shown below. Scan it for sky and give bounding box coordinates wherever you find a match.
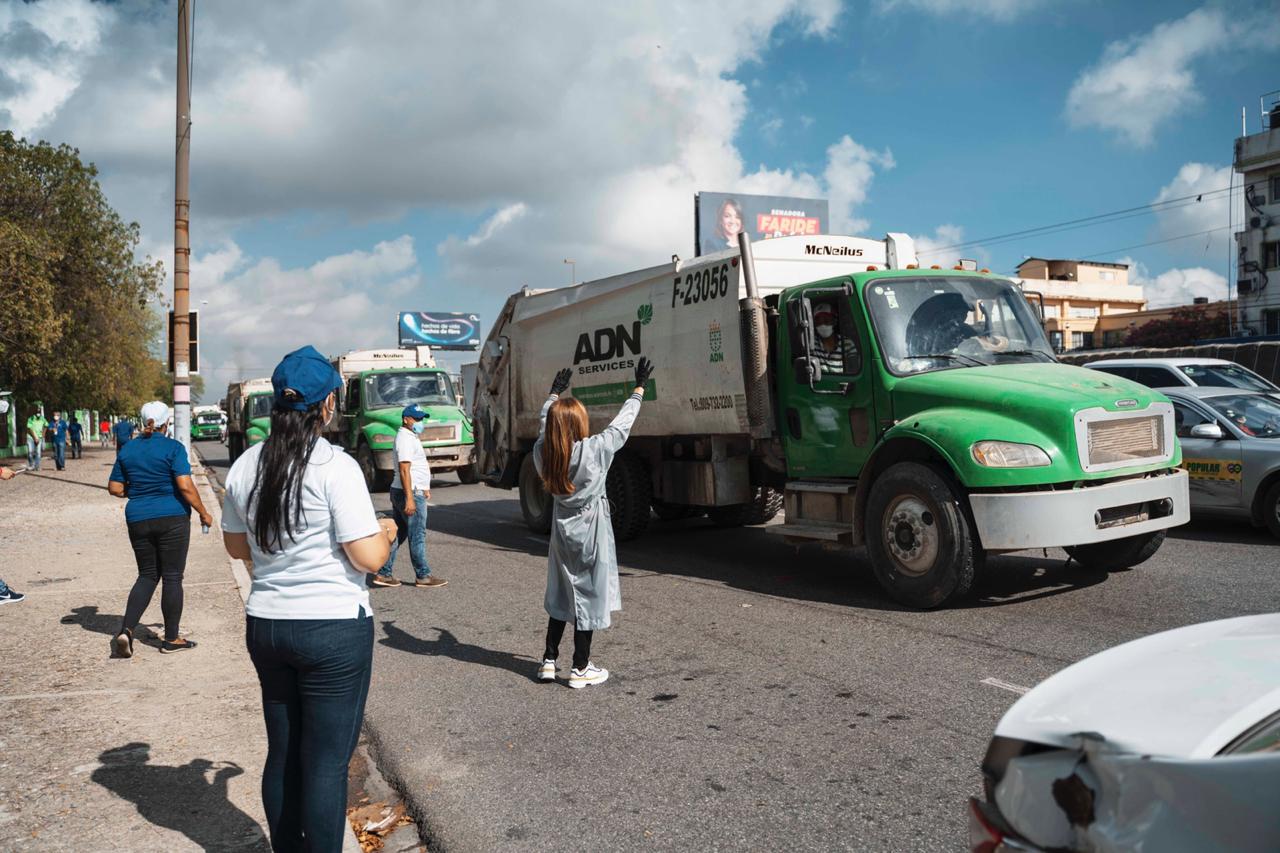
[2,0,1278,399]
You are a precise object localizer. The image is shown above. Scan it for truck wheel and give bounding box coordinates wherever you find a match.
[456,463,479,485]
[356,444,391,493]
[865,462,977,609]
[652,500,703,521]
[706,487,784,527]
[1064,530,1166,572]
[518,453,552,534]
[606,452,651,542]
[228,434,242,463]
[1263,482,1280,540]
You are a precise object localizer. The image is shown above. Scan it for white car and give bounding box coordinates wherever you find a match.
[970,614,1280,852]
[1084,357,1279,393]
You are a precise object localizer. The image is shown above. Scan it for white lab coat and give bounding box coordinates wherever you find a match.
[533,392,642,631]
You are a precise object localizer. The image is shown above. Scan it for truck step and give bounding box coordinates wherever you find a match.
[785,480,857,494]
[767,521,852,543]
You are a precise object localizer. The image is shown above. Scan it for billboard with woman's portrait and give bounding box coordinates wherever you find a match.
[695,192,829,256]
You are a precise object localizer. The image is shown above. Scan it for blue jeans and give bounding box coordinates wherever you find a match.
[378,487,431,579]
[53,441,66,469]
[246,615,373,853]
[26,437,42,470]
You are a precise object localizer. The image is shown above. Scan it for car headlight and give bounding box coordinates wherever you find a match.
[370,433,394,446]
[971,441,1051,468]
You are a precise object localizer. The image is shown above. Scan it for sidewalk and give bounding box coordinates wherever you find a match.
[0,446,269,850]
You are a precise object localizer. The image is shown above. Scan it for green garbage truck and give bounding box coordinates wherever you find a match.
[327,348,476,491]
[473,233,1189,608]
[226,377,272,462]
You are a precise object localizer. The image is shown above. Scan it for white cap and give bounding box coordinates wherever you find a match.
[140,401,171,428]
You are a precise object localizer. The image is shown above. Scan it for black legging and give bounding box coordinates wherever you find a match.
[121,515,191,641]
[544,617,593,671]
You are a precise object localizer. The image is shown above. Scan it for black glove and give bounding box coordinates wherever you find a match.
[550,368,572,396]
[634,356,654,386]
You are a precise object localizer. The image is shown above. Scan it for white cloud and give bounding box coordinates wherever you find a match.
[1151,162,1243,263]
[912,224,966,259]
[1123,257,1228,309]
[1064,7,1277,147]
[874,0,1045,21]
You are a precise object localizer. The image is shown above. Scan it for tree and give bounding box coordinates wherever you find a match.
[1124,306,1230,348]
[0,132,166,416]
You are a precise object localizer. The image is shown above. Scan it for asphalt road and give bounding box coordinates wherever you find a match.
[198,441,1280,852]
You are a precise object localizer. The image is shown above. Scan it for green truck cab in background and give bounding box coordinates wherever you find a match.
[770,268,1189,607]
[191,406,226,442]
[226,377,273,462]
[328,349,477,491]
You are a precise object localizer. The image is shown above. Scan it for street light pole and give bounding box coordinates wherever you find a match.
[172,0,193,448]
[563,258,576,285]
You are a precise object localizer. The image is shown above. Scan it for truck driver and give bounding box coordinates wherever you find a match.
[811,301,859,375]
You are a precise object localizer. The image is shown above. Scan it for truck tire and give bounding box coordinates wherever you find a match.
[865,462,977,609]
[652,500,703,521]
[1263,481,1280,540]
[606,452,651,542]
[1064,530,1166,572]
[357,444,392,493]
[519,453,553,534]
[228,433,243,463]
[706,487,784,527]
[456,463,479,485]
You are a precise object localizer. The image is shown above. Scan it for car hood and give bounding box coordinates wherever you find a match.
[995,614,1280,758]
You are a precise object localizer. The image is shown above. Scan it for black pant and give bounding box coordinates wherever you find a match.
[70,438,82,459]
[247,615,373,853]
[121,515,191,640]
[544,617,593,671]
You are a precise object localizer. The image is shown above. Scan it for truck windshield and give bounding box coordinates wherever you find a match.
[363,371,454,410]
[1204,393,1280,438]
[195,413,221,424]
[864,276,1054,375]
[1179,363,1278,392]
[248,395,274,419]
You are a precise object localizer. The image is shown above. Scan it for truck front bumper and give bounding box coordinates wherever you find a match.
[968,469,1189,551]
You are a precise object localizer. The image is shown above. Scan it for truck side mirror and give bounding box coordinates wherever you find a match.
[1189,423,1225,440]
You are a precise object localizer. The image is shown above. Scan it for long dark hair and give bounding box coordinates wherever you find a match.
[540,397,589,496]
[248,398,325,552]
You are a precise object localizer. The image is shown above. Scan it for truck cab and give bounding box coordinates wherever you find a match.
[330,349,476,490]
[225,377,273,462]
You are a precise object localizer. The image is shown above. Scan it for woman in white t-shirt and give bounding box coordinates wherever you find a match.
[221,345,396,852]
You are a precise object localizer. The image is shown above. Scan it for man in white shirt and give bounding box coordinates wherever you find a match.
[372,405,447,588]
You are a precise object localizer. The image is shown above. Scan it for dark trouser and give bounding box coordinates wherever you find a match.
[121,515,191,640]
[544,617,593,671]
[247,615,374,853]
[70,438,82,459]
[53,441,66,469]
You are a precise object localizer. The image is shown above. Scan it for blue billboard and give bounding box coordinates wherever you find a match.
[398,312,481,350]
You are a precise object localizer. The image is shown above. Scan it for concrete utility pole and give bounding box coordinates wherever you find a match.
[172,0,193,447]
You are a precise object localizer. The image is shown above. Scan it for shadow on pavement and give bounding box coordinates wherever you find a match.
[1167,517,1274,546]
[60,605,123,636]
[21,471,110,491]
[427,498,1113,612]
[380,621,534,678]
[90,742,267,851]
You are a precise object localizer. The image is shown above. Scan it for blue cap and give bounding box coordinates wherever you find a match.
[402,404,429,420]
[272,345,342,412]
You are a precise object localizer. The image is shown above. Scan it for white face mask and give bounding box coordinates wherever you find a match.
[816,324,834,339]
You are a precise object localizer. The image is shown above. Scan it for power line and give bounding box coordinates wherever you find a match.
[918,186,1232,256]
[1001,226,1233,275]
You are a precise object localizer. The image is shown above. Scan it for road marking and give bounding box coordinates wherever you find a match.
[981,677,1030,696]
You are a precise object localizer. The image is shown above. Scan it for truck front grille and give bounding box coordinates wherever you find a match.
[420,424,457,442]
[1087,416,1164,467]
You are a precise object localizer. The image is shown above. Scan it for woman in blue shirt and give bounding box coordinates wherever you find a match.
[108,401,213,656]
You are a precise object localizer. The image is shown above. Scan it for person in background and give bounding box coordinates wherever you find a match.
[69,415,84,460]
[108,401,213,657]
[221,345,397,852]
[371,404,446,589]
[50,411,69,470]
[713,198,744,249]
[25,407,46,471]
[99,417,111,449]
[113,417,135,453]
[0,465,23,604]
[533,357,653,689]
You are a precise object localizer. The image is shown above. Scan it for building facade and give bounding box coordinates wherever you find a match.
[1234,93,1280,335]
[1016,258,1146,351]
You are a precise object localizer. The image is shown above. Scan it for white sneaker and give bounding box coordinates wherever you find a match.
[537,659,557,682]
[568,663,609,689]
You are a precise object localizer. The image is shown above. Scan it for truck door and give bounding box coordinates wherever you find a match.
[778,285,877,478]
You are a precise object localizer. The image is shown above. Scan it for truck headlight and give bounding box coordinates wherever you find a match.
[370,433,394,446]
[971,441,1051,468]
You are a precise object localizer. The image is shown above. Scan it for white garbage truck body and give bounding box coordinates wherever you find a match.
[473,233,917,537]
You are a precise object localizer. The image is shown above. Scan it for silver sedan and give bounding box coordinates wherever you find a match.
[1160,386,1280,538]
